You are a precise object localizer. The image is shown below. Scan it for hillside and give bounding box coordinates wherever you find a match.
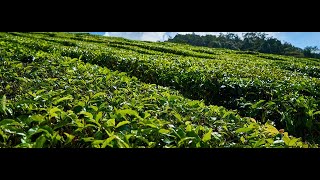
[0,32,319,148]
[166,33,320,59]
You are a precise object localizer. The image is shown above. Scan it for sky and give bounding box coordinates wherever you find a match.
[89,32,320,49]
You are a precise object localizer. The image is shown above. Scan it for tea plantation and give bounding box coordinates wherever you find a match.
[0,32,319,148]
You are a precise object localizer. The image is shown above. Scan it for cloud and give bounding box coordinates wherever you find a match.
[141,32,168,42]
[103,32,280,42]
[104,32,167,42]
[103,32,145,41]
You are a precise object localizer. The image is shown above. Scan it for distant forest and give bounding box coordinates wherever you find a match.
[166,32,320,59]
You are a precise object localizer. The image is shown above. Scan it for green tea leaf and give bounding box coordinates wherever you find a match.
[125,134,133,142]
[173,127,186,139]
[106,119,115,127]
[92,92,106,99]
[53,132,62,143]
[5,84,11,90]
[289,138,299,146]
[178,137,196,147]
[77,101,86,107]
[28,92,37,98]
[313,111,320,115]
[95,111,103,122]
[116,137,130,148]
[187,101,200,108]
[92,140,104,145]
[49,107,61,118]
[202,128,212,142]
[89,105,98,112]
[266,138,274,144]
[36,89,47,95]
[253,139,265,147]
[15,77,29,83]
[144,112,151,119]
[79,111,93,120]
[117,109,141,119]
[145,124,158,128]
[64,133,75,144]
[1,95,6,114]
[102,135,116,148]
[240,136,246,144]
[34,136,46,148]
[185,124,192,132]
[0,119,21,126]
[283,134,290,145]
[212,132,222,141]
[27,115,45,125]
[173,112,182,122]
[251,100,266,109]
[159,129,170,134]
[116,121,130,128]
[82,137,94,142]
[53,95,73,105]
[236,127,252,133]
[264,124,279,136]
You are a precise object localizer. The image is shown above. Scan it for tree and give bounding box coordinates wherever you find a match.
[166,33,319,59]
[303,46,319,58]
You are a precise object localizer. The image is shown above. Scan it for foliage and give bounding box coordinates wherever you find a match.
[167,32,320,59]
[0,32,319,147]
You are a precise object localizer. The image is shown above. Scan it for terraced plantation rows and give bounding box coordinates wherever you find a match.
[0,32,319,147]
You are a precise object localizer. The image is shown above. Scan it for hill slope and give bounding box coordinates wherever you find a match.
[166,33,320,59]
[0,32,318,147]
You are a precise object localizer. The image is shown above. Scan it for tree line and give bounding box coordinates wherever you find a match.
[166,32,320,59]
